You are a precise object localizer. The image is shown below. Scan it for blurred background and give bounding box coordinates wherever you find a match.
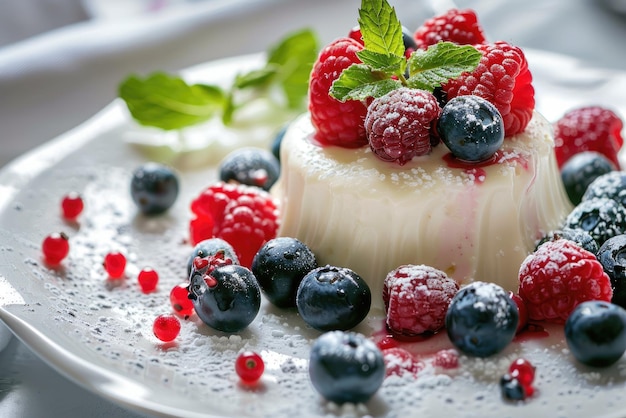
[0,0,625,417]
[1,0,626,168]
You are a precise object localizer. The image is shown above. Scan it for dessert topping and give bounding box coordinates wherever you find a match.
[445,281,519,357]
[382,264,459,336]
[152,313,181,342]
[235,351,265,384]
[130,162,180,215]
[443,41,535,137]
[519,239,613,322]
[137,267,159,293]
[365,87,441,164]
[413,8,487,50]
[103,251,127,279]
[218,147,280,191]
[560,151,614,205]
[42,232,70,265]
[564,197,626,247]
[61,192,84,220]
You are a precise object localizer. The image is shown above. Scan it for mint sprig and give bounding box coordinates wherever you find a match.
[330,0,481,103]
[119,28,318,131]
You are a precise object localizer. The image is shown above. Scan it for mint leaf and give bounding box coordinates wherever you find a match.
[356,49,406,74]
[330,64,400,101]
[265,28,319,108]
[118,73,225,130]
[406,42,482,91]
[358,0,404,58]
[234,67,277,89]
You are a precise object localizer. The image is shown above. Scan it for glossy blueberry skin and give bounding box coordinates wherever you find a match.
[186,238,239,278]
[308,331,385,404]
[296,265,371,332]
[564,197,626,247]
[445,281,518,357]
[251,237,317,308]
[130,163,179,215]
[437,95,504,162]
[597,235,626,309]
[189,264,260,333]
[218,147,280,191]
[560,151,614,205]
[565,301,626,367]
[500,374,526,401]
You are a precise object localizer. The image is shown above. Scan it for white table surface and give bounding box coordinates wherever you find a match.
[0,0,626,417]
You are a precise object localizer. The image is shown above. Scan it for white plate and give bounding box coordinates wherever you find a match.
[1,51,626,418]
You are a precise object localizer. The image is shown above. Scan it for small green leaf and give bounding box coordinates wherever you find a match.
[406,42,481,91]
[356,49,406,74]
[266,28,319,108]
[358,0,404,58]
[118,72,225,130]
[234,67,277,89]
[330,64,400,102]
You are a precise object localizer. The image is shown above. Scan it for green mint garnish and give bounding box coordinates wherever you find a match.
[119,28,318,130]
[330,0,481,103]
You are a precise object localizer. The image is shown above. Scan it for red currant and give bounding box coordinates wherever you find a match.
[104,251,127,279]
[137,268,159,293]
[170,283,194,318]
[235,351,264,383]
[509,358,536,389]
[42,232,70,265]
[153,314,181,342]
[61,192,84,220]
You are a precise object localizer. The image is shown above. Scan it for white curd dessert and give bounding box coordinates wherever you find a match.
[275,111,572,307]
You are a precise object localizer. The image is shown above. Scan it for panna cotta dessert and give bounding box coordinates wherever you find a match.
[274,6,573,307]
[276,111,572,306]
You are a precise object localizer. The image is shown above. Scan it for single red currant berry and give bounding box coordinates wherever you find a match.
[170,283,194,318]
[61,192,84,220]
[153,314,181,342]
[104,251,127,279]
[235,351,264,383]
[509,358,536,389]
[137,268,159,293]
[42,232,70,265]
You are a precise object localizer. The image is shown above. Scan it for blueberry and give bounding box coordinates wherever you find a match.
[597,235,626,308]
[564,197,626,247]
[296,265,371,331]
[535,227,599,255]
[564,300,626,367]
[130,162,179,215]
[560,151,614,205]
[500,374,526,401]
[186,238,239,278]
[437,95,504,162]
[308,331,385,404]
[583,171,626,207]
[402,25,417,54]
[189,264,261,333]
[445,281,518,357]
[251,237,317,308]
[271,124,289,162]
[218,147,280,191]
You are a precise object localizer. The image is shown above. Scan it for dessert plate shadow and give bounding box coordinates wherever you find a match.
[1,51,626,418]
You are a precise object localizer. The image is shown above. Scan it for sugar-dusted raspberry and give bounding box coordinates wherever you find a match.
[365,88,442,165]
[518,239,613,323]
[382,347,424,377]
[383,264,459,336]
[189,182,279,268]
[413,8,487,50]
[443,41,535,137]
[308,37,369,148]
[553,106,624,170]
[432,348,459,370]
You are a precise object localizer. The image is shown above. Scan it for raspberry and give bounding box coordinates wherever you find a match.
[432,348,459,370]
[308,37,369,148]
[413,8,487,50]
[518,239,613,323]
[553,106,624,170]
[383,264,459,336]
[443,41,535,137]
[365,88,442,165]
[189,182,279,268]
[382,347,423,377]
